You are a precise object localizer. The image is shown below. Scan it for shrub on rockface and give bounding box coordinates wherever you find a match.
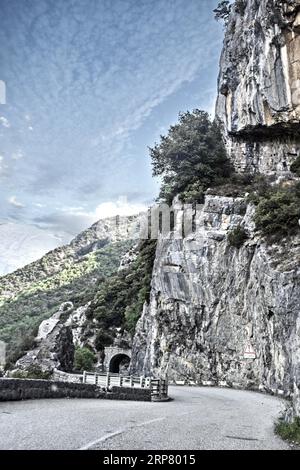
[228,225,249,248]
[150,110,232,204]
[74,347,96,372]
[252,182,300,241]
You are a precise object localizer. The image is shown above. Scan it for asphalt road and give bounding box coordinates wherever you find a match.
[0,386,290,450]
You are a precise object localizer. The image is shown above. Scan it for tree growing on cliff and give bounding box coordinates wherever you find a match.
[150,109,232,204]
[213,1,231,23]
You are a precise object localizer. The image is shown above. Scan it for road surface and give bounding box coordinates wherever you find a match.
[0,386,289,450]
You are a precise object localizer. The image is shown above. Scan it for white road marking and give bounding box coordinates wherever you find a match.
[79,417,166,450]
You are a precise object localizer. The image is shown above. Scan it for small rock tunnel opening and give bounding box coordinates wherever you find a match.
[109,354,131,374]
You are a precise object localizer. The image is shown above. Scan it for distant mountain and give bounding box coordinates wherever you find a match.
[0,214,142,366]
[0,223,67,276]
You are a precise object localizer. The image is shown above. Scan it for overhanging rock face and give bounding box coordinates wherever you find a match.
[216,0,300,175]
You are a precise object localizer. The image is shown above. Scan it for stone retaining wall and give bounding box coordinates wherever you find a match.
[0,378,152,402]
[108,386,151,402]
[0,378,103,401]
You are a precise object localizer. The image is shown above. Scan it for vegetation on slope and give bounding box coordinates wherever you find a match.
[0,240,132,366]
[86,239,157,351]
[250,181,300,242]
[150,108,299,245]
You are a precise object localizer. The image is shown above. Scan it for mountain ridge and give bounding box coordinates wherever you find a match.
[0,213,143,366]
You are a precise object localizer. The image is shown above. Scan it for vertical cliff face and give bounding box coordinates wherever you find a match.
[132,199,300,408]
[216,0,300,174]
[131,0,300,418]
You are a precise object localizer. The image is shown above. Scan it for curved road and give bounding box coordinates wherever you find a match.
[0,386,289,450]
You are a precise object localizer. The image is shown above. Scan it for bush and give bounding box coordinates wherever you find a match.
[74,347,96,372]
[208,173,270,198]
[95,331,114,351]
[253,182,300,241]
[11,365,51,380]
[275,417,300,444]
[228,225,248,248]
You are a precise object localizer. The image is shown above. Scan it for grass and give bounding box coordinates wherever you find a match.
[275,417,300,445]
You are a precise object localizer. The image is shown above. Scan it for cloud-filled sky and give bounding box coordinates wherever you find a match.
[0,0,224,242]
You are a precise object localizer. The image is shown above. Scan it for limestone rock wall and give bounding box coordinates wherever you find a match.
[131,196,300,416]
[216,0,300,174]
[15,302,76,373]
[131,1,300,419]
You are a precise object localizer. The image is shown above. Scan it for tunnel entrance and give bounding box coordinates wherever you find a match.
[109,353,130,374]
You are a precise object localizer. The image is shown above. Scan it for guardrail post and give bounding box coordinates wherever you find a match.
[106,372,110,389]
[83,371,86,384]
[130,375,133,388]
[95,373,98,386]
[140,376,144,388]
[119,376,123,387]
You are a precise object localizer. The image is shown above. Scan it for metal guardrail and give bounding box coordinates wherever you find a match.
[82,371,168,399]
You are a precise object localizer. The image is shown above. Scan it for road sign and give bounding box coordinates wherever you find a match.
[243,343,256,359]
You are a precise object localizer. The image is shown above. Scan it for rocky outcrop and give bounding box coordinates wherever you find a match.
[14,298,133,374]
[216,0,300,174]
[131,195,300,417]
[15,303,75,373]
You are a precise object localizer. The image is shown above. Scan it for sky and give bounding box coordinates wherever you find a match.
[0,0,224,246]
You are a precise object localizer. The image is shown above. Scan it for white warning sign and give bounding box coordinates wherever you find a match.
[243,343,256,359]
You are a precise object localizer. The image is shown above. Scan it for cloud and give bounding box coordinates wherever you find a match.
[33,196,147,237]
[94,197,146,220]
[11,150,24,160]
[0,155,9,176]
[61,196,147,220]
[0,0,224,256]
[8,195,25,208]
[0,116,10,128]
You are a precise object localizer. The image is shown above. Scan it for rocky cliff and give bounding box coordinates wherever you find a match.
[131,197,300,414]
[216,0,300,175]
[131,0,300,418]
